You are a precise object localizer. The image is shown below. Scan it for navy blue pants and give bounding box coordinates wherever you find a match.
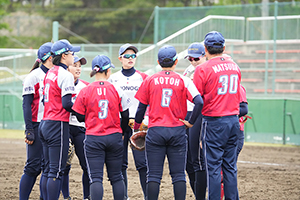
[237,129,244,157]
[186,112,207,200]
[202,115,239,200]
[145,126,187,184]
[84,133,124,200]
[19,122,44,200]
[39,120,69,200]
[62,125,90,199]
[23,122,43,176]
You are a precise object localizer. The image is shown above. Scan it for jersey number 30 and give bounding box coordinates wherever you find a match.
[98,100,108,119]
[218,74,239,95]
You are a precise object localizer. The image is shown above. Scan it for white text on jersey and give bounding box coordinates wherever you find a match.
[97,88,106,95]
[212,63,239,73]
[154,77,180,86]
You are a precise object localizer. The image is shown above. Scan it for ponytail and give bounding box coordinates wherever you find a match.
[30,59,41,72]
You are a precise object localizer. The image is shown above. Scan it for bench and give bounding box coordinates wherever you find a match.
[275,79,300,83]
[255,50,300,54]
[241,78,263,82]
[237,59,299,63]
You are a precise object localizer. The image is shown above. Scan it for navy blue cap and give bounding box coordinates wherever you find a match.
[51,39,81,56]
[158,45,178,66]
[119,43,138,56]
[37,42,53,62]
[204,31,225,48]
[92,55,115,72]
[74,55,87,65]
[185,42,205,58]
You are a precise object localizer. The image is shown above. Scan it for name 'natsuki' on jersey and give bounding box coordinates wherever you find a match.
[212,62,239,73]
[154,76,180,86]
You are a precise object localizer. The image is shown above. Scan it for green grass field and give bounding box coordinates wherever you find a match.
[0,129,299,148]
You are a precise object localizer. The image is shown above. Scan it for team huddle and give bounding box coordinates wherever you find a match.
[20,31,248,200]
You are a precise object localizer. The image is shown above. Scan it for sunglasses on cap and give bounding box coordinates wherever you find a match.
[122,54,136,59]
[188,55,204,62]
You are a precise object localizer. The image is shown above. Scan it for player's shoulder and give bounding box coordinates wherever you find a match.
[135,70,148,79]
[79,79,90,86]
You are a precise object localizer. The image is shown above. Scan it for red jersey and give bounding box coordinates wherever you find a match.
[193,56,241,117]
[135,70,200,128]
[43,65,75,122]
[239,85,248,131]
[72,81,130,136]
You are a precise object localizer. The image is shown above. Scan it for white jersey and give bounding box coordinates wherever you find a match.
[183,65,196,111]
[22,66,47,122]
[69,79,89,127]
[108,69,148,118]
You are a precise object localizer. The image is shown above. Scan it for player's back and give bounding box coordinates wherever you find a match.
[77,81,123,136]
[194,56,241,117]
[136,70,192,128]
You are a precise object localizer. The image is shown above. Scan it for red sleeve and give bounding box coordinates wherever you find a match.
[136,70,148,80]
[80,79,90,86]
[72,87,86,115]
[193,64,206,95]
[240,85,247,103]
[134,78,149,105]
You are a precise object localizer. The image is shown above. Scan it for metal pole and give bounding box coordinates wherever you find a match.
[272,1,278,95]
[283,99,286,145]
[52,21,59,42]
[264,44,269,94]
[154,6,159,44]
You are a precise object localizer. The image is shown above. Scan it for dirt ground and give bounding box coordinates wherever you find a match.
[0,138,299,200]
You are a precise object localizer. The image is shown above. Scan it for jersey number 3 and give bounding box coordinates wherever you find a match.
[218,74,238,95]
[98,100,108,119]
[161,88,173,107]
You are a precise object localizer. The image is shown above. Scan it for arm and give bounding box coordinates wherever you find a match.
[239,102,248,117]
[62,94,74,112]
[22,94,34,130]
[73,111,85,122]
[120,109,129,134]
[134,102,148,130]
[188,94,203,124]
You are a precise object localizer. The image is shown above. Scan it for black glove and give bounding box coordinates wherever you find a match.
[25,129,35,141]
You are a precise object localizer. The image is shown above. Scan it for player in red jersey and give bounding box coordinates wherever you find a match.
[61,55,90,200]
[20,42,53,200]
[72,55,130,200]
[108,43,148,200]
[193,31,241,200]
[134,45,203,200]
[39,39,80,200]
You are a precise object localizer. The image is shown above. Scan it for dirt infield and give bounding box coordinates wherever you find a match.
[0,138,299,200]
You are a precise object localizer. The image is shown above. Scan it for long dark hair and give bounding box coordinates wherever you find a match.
[30,59,46,72]
[90,68,108,77]
[52,54,63,65]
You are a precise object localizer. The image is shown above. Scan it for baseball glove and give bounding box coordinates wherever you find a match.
[139,122,148,131]
[130,131,147,151]
[66,139,75,166]
[128,119,135,129]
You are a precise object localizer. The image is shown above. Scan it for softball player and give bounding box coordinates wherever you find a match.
[39,39,79,200]
[134,45,203,200]
[72,55,130,200]
[20,42,53,200]
[183,42,207,200]
[237,85,248,156]
[108,43,148,199]
[193,31,241,200]
[61,55,90,200]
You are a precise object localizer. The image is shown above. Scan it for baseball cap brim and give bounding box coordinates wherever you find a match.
[70,46,81,52]
[74,57,87,65]
[184,53,203,59]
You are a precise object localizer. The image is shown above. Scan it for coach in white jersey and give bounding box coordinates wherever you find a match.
[20,42,53,200]
[108,43,148,200]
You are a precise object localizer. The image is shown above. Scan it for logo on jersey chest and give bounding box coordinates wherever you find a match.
[121,85,139,91]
